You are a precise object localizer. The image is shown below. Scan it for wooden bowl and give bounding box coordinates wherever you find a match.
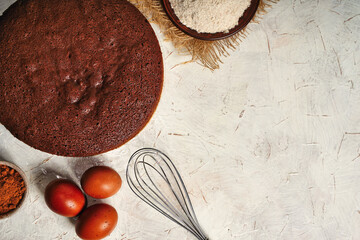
[0,160,28,219]
[162,0,260,41]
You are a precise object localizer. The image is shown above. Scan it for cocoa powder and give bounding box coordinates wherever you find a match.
[0,164,26,214]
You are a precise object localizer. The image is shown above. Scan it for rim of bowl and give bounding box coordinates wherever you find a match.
[162,0,260,41]
[0,160,28,219]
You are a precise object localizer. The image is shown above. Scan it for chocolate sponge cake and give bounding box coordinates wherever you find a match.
[0,0,163,156]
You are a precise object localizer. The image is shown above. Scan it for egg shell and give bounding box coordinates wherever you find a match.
[76,203,118,240]
[81,166,122,199]
[44,179,86,217]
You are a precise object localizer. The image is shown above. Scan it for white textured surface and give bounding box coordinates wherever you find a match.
[1,0,360,239]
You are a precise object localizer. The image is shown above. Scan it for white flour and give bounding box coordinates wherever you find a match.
[169,0,252,34]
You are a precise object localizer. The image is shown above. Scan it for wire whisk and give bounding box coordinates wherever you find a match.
[126,148,208,240]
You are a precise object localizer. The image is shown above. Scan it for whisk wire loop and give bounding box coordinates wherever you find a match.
[133,157,203,239]
[131,157,201,238]
[154,151,207,238]
[126,148,209,240]
[137,160,189,224]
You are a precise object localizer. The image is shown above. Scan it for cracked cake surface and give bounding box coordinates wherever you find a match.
[0,0,163,156]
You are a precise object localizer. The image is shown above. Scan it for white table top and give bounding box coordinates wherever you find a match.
[1,0,360,239]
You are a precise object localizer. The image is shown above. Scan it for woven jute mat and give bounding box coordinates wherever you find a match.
[129,0,278,71]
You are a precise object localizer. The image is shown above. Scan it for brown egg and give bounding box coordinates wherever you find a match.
[45,179,86,217]
[76,203,118,240]
[81,166,122,199]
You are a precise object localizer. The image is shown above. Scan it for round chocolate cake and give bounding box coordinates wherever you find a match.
[0,0,163,156]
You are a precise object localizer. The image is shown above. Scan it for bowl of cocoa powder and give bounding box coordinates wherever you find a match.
[0,160,28,219]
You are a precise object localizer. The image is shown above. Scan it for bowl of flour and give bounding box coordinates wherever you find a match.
[163,0,260,40]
